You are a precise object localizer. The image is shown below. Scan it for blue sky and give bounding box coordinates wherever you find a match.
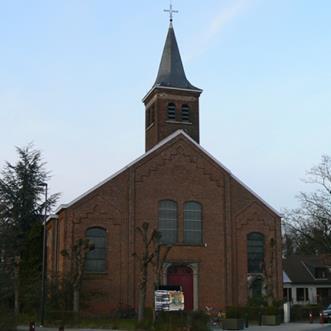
[0,0,330,212]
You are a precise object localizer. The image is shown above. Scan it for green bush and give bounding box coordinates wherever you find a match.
[0,307,16,331]
[264,305,279,315]
[191,311,210,331]
[225,304,283,321]
[226,306,243,319]
[291,304,323,321]
[153,311,187,331]
[242,305,262,321]
[150,310,210,331]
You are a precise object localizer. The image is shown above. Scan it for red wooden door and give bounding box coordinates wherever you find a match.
[167,265,193,311]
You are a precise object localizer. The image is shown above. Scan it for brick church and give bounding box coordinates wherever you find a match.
[47,17,283,313]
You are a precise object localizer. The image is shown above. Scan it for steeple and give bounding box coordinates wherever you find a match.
[143,14,202,152]
[152,22,201,92]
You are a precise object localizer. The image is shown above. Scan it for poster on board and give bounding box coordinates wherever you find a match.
[155,286,184,311]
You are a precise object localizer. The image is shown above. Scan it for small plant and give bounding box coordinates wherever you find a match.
[0,306,16,331]
[264,305,278,316]
[226,306,242,319]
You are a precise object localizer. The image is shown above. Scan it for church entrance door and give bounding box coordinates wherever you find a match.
[167,265,193,311]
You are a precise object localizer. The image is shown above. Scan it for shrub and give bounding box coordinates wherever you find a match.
[112,304,136,319]
[191,311,210,331]
[0,307,16,331]
[154,311,187,331]
[264,305,279,315]
[153,310,209,331]
[291,304,323,321]
[226,306,242,319]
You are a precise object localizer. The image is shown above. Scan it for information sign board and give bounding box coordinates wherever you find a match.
[155,289,184,311]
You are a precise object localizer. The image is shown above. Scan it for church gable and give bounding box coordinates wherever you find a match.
[133,131,279,220]
[55,130,279,222]
[56,168,130,245]
[134,134,224,189]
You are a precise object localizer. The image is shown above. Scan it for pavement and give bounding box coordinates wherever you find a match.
[17,323,331,331]
[213,323,331,331]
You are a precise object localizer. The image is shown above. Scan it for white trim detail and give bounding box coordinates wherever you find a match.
[46,214,59,223]
[142,85,203,102]
[54,130,281,217]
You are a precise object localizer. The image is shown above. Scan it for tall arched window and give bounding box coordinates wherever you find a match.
[158,200,177,244]
[85,227,107,273]
[167,103,176,120]
[181,104,190,122]
[184,201,202,244]
[247,232,265,273]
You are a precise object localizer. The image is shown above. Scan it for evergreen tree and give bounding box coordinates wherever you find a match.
[0,144,59,314]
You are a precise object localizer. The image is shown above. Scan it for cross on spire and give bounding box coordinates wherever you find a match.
[164,1,178,22]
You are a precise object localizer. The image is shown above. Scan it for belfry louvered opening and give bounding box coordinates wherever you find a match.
[181,104,190,122]
[167,103,176,120]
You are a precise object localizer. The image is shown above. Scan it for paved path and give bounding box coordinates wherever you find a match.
[245,324,331,331]
[17,327,123,331]
[214,323,331,331]
[17,323,331,331]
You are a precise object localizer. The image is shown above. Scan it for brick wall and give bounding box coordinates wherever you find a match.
[48,134,282,313]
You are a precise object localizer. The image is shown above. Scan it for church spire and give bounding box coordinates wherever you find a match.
[153,22,199,90]
[143,7,202,152]
[152,22,201,92]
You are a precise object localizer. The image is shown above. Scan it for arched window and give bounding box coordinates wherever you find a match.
[85,227,107,273]
[158,200,177,244]
[184,201,202,244]
[247,232,265,273]
[167,103,176,120]
[181,104,190,122]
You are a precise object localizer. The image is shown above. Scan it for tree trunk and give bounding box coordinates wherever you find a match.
[14,282,19,315]
[14,261,20,315]
[138,285,146,322]
[73,287,80,313]
[138,266,148,322]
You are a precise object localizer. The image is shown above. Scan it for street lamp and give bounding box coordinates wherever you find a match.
[39,182,48,327]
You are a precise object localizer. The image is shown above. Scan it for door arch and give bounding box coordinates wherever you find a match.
[167,265,193,311]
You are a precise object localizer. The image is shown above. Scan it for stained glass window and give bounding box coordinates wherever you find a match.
[159,200,177,244]
[247,232,264,273]
[184,201,202,244]
[85,227,107,273]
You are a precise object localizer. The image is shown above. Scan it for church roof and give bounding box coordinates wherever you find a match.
[53,130,281,218]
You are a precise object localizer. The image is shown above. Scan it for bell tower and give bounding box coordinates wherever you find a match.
[143,10,202,152]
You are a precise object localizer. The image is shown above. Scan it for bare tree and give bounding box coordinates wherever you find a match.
[283,155,331,255]
[133,222,171,322]
[61,238,94,313]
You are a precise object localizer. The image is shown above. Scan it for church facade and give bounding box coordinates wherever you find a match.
[47,20,282,313]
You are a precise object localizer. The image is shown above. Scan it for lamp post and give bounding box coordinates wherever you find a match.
[39,182,48,327]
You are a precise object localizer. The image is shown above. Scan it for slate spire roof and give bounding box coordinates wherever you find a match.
[152,22,201,92]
